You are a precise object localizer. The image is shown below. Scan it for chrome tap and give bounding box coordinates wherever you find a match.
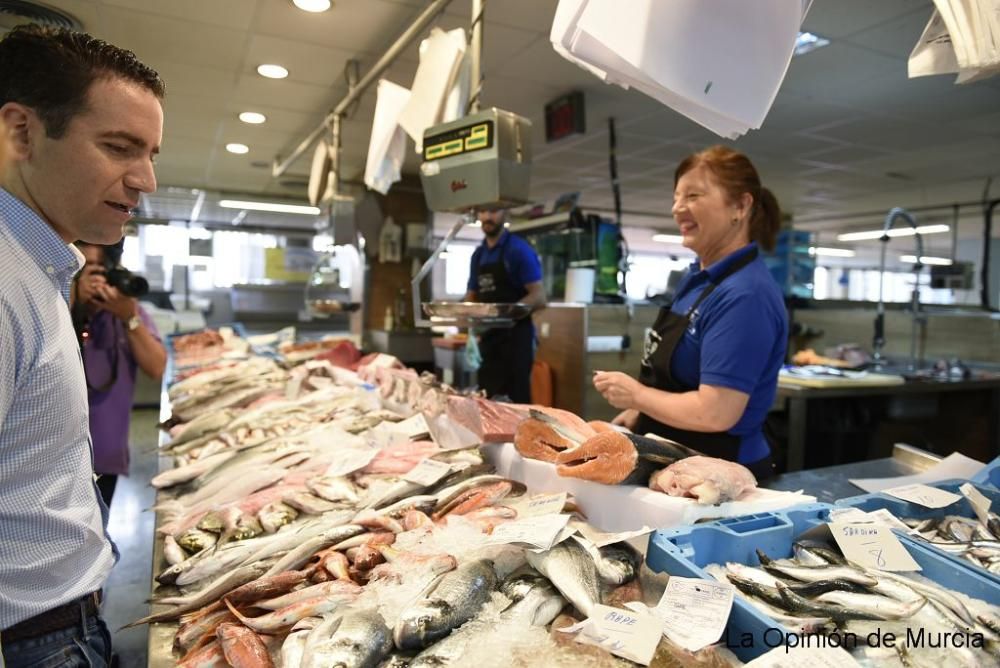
[873,207,924,372]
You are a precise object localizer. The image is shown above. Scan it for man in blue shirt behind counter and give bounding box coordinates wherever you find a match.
[463,207,546,403]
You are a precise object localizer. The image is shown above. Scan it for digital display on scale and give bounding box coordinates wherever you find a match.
[423,121,494,161]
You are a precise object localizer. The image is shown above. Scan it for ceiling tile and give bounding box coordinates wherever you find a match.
[800,0,932,39]
[244,34,358,87]
[101,0,258,31]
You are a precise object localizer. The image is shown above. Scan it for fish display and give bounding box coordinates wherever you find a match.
[704,540,1000,665]
[904,513,1000,575]
[146,336,745,667]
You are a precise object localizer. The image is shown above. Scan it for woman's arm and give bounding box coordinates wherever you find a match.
[593,371,749,433]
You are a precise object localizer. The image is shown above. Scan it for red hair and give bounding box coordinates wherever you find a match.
[674,145,782,252]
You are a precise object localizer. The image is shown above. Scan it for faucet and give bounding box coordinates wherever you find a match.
[873,207,925,372]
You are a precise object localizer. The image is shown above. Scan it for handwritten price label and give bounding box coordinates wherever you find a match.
[884,483,961,509]
[829,522,921,572]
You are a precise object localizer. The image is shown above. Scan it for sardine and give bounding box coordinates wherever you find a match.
[869,569,977,626]
[757,549,876,586]
[525,538,601,617]
[814,590,925,619]
[394,559,498,650]
[775,582,917,622]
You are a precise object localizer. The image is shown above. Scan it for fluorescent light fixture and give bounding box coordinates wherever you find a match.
[293,0,331,11]
[652,234,684,243]
[809,246,856,258]
[257,64,289,79]
[469,220,481,227]
[225,143,249,154]
[900,255,953,266]
[239,111,266,124]
[794,31,830,56]
[219,199,320,215]
[836,224,949,242]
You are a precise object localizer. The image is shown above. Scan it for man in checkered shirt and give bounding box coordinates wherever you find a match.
[0,25,163,667]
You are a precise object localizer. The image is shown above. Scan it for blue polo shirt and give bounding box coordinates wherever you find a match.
[668,242,788,463]
[467,230,542,295]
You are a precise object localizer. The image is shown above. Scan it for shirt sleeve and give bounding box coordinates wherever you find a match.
[137,305,161,341]
[467,248,481,293]
[0,300,17,426]
[510,239,542,286]
[698,290,781,394]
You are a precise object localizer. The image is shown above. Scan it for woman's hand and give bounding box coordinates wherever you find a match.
[593,371,645,410]
[611,409,639,430]
[94,283,138,323]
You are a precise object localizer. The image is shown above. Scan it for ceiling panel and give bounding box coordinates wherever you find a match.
[253,0,412,53]
[102,0,258,31]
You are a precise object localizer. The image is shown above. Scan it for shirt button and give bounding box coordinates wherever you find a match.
[46,265,55,274]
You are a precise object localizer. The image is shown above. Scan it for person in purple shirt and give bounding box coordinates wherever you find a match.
[71,241,166,506]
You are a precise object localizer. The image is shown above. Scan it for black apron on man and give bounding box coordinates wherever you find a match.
[472,239,534,404]
[634,248,773,479]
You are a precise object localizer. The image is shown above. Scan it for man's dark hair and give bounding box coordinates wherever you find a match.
[0,24,165,138]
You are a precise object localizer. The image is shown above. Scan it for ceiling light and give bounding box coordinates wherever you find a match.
[239,112,267,124]
[900,255,953,266]
[293,0,331,11]
[794,31,830,56]
[652,234,684,243]
[809,246,856,258]
[219,199,320,215]
[836,224,950,242]
[469,220,481,228]
[225,143,249,154]
[257,64,289,79]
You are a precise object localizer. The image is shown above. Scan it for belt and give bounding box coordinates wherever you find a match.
[1,592,101,644]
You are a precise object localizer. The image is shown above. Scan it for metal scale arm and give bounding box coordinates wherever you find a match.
[411,213,473,328]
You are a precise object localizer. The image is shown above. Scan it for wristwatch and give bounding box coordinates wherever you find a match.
[126,315,142,331]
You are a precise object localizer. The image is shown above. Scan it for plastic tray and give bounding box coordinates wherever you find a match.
[970,454,1000,489]
[835,477,1000,586]
[646,503,1000,662]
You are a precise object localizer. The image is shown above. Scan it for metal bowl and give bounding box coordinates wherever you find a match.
[422,301,532,320]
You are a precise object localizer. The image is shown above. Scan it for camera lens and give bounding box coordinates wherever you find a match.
[106,266,149,298]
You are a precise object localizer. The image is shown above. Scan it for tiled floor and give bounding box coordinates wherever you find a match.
[102,408,160,668]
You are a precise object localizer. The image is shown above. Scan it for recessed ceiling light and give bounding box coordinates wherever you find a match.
[652,234,684,243]
[226,143,250,154]
[836,224,949,242]
[239,112,267,124]
[257,64,289,79]
[293,0,331,12]
[219,199,320,215]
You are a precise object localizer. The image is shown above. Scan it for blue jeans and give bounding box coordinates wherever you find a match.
[1,614,111,668]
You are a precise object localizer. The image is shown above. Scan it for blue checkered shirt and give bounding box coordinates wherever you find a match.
[0,188,116,629]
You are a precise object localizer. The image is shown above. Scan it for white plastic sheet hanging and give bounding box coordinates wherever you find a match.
[549,0,807,139]
[909,1,1000,83]
[364,79,411,195]
[398,27,467,152]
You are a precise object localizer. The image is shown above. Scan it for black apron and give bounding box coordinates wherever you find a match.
[473,238,534,403]
[634,247,773,478]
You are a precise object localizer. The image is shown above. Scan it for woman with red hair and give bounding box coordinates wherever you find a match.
[594,146,788,479]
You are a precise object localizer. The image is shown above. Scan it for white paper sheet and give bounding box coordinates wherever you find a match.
[849,451,986,493]
[483,443,813,533]
[364,79,411,195]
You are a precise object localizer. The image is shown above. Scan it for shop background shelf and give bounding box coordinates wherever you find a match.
[645,503,1000,662]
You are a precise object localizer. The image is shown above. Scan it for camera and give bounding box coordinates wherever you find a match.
[105,265,149,298]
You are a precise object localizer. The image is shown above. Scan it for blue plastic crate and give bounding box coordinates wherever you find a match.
[645,503,1000,662]
[970,454,1000,489]
[835,477,1000,586]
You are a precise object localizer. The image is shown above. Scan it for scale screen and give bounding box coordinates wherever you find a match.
[423,120,494,162]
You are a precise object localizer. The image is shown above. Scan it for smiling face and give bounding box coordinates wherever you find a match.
[672,164,751,267]
[4,76,162,244]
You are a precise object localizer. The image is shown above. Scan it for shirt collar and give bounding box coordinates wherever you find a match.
[692,242,758,282]
[0,187,83,283]
[481,229,509,251]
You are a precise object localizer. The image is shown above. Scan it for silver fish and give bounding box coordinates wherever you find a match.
[151,451,236,489]
[814,590,926,619]
[594,542,642,586]
[303,609,393,668]
[757,549,876,586]
[869,569,977,627]
[256,580,362,611]
[525,538,601,617]
[163,534,187,566]
[394,559,498,650]
[280,629,309,668]
[500,573,566,626]
[259,501,299,533]
[284,491,342,515]
[262,524,365,578]
[307,475,361,504]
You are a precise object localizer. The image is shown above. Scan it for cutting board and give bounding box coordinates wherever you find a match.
[779,371,906,388]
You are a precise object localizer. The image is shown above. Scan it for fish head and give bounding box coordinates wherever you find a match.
[393,600,452,650]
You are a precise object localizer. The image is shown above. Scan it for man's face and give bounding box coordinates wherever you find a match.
[477,208,506,238]
[16,77,162,244]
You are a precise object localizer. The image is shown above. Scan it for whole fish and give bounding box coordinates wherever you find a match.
[223,569,311,606]
[259,501,299,533]
[176,640,228,668]
[284,491,342,515]
[280,630,309,668]
[307,475,361,504]
[177,528,218,553]
[175,609,236,654]
[256,580,361,611]
[152,451,236,489]
[757,549,877,586]
[176,541,261,586]
[302,609,393,668]
[525,539,602,617]
[167,409,238,448]
[216,622,274,668]
[594,542,642,586]
[775,582,921,622]
[262,524,365,577]
[163,534,188,566]
[394,559,498,650]
[432,480,514,519]
[869,569,977,626]
[500,573,567,626]
[224,590,356,634]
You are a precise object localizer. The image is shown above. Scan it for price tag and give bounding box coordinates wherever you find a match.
[402,458,452,486]
[285,373,305,400]
[513,492,568,519]
[959,483,992,525]
[744,645,862,668]
[487,513,571,551]
[884,483,962,509]
[653,576,734,652]
[391,413,432,439]
[828,507,914,534]
[829,522,921,572]
[574,522,654,548]
[561,604,662,666]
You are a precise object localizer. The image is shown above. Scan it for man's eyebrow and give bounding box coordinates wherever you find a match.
[99,130,160,155]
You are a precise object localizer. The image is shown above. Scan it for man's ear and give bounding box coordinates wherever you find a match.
[0,102,39,161]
